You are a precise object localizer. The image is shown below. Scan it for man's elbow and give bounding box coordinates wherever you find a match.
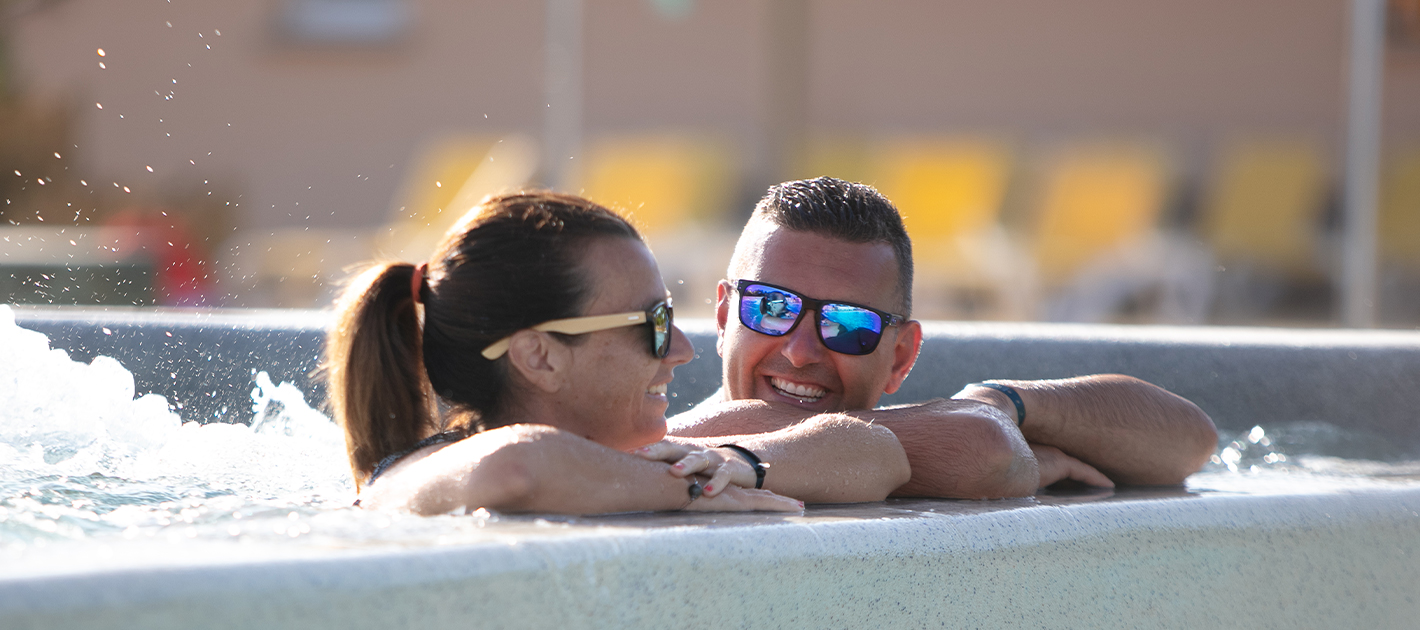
[959,419,1037,499]
[890,412,1036,500]
[801,414,911,503]
[856,421,912,501]
[1169,405,1219,483]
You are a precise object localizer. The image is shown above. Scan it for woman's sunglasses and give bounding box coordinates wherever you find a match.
[481,299,673,360]
[732,279,904,356]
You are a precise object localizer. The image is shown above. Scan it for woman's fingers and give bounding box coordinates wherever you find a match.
[701,461,738,497]
[647,445,757,491]
[686,486,802,512]
[632,440,691,463]
[669,450,713,478]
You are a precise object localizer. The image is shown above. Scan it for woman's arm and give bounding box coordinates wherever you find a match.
[359,424,801,516]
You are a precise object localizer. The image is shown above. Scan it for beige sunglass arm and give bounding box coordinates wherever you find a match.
[479,311,648,360]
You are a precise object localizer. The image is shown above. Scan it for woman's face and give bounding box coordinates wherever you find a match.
[553,236,694,451]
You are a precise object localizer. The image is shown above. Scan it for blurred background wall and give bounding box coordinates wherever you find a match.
[2,0,1418,325]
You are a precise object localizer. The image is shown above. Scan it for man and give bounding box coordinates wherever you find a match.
[666,177,1218,499]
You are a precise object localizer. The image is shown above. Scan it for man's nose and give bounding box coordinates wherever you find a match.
[780,315,825,367]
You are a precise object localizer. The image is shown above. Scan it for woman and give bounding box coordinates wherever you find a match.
[325,192,804,514]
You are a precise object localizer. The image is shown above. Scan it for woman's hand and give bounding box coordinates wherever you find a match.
[683,479,802,512]
[634,441,760,497]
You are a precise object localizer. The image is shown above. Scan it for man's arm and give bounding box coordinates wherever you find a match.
[670,395,1040,499]
[955,374,1218,486]
[663,412,911,503]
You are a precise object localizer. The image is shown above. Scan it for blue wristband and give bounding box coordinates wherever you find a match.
[971,382,1026,427]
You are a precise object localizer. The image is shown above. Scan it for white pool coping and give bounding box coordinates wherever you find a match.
[7,309,1420,629]
[3,483,1418,630]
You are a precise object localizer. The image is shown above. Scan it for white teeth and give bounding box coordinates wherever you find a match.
[647,383,667,395]
[771,377,825,401]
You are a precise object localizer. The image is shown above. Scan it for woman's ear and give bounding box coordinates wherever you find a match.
[505,330,571,393]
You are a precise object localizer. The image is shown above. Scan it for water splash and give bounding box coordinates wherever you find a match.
[0,305,354,557]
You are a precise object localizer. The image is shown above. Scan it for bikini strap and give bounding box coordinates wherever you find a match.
[364,430,467,487]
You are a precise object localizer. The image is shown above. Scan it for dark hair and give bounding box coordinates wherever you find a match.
[324,191,641,487]
[752,177,914,315]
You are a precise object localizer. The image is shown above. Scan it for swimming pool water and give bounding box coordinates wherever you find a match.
[4,303,1419,582]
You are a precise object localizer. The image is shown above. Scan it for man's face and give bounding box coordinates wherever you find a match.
[716,223,922,412]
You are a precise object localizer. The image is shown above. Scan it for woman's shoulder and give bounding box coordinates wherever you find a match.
[373,424,585,485]
[356,423,599,514]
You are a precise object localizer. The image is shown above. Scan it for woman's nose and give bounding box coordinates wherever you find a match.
[665,324,695,366]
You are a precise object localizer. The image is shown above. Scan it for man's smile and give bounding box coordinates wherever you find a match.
[769,376,827,403]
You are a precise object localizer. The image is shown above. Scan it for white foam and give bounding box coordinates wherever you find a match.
[0,304,351,503]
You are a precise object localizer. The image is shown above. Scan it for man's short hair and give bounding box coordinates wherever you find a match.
[750,176,914,316]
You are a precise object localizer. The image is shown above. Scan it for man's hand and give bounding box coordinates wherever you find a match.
[1030,444,1114,489]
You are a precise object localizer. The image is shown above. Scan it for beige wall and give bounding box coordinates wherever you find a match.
[9,0,1420,233]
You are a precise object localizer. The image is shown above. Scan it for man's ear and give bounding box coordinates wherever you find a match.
[882,319,923,395]
[505,330,570,394]
[714,280,731,357]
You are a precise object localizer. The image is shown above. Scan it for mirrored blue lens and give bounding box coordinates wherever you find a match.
[739,284,803,336]
[819,303,884,354]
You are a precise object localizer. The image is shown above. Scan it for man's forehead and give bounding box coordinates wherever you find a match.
[729,223,902,309]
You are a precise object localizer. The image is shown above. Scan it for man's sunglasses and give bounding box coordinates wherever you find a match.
[481,299,673,360]
[731,280,904,356]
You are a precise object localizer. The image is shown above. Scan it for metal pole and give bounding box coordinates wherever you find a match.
[543,0,583,192]
[1341,0,1385,327]
[764,0,809,185]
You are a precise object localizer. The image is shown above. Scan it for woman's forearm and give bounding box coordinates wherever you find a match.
[383,425,796,515]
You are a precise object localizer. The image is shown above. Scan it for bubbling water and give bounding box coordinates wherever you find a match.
[0,305,357,558]
[3,304,1418,575]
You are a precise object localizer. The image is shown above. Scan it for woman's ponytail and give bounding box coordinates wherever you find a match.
[324,192,644,489]
[325,262,434,488]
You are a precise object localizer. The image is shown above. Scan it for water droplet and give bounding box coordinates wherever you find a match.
[146,166,154,173]
[435,181,442,188]
[97,48,106,56]
[96,103,103,109]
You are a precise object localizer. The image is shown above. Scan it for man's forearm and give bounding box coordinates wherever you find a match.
[957,375,1218,485]
[853,400,1038,499]
[671,413,911,503]
[670,397,1040,499]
